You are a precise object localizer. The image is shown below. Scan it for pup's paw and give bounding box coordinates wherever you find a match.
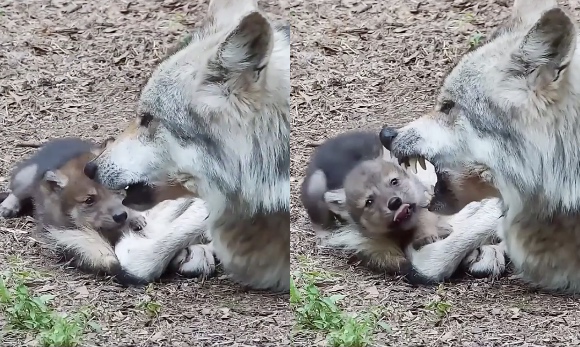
[0,204,20,219]
[129,214,147,231]
[411,233,448,251]
[462,243,506,279]
[170,244,216,279]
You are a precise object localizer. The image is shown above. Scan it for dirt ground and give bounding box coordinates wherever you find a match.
[0,1,289,346]
[290,0,580,346]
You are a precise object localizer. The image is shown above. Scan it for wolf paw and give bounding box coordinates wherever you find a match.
[462,243,506,279]
[0,204,20,219]
[129,214,147,231]
[170,244,216,279]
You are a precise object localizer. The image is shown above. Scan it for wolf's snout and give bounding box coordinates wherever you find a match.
[379,127,398,150]
[84,162,98,180]
[387,197,402,211]
[113,211,128,224]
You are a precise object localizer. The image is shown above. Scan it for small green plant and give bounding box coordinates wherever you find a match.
[291,275,386,347]
[137,284,162,317]
[0,265,92,347]
[327,314,376,347]
[291,279,345,331]
[426,300,452,318]
[139,299,162,317]
[469,31,484,48]
[426,285,452,319]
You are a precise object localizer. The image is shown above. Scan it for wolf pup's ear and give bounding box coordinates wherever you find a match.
[511,8,576,93]
[44,170,69,193]
[324,189,348,218]
[214,11,274,82]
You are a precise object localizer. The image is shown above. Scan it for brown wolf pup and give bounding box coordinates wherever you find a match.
[321,159,451,275]
[0,137,145,278]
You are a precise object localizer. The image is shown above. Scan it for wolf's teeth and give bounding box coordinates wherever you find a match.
[409,157,418,174]
[418,157,427,170]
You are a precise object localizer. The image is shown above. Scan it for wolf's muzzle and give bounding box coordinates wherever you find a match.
[84,161,98,180]
[379,127,398,150]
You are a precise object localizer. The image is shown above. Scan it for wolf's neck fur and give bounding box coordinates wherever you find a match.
[496,37,580,221]
[182,28,290,220]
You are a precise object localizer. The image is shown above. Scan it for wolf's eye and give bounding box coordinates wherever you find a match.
[140,113,153,127]
[440,100,455,114]
[365,197,374,207]
[390,178,399,186]
[84,196,95,205]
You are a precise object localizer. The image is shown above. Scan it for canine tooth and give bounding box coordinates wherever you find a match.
[418,157,427,170]
[409,158,418,174]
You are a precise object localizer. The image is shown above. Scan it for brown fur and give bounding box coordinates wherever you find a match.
[335,159,452,274]
[34,150,145,274]
[428,164,499,216]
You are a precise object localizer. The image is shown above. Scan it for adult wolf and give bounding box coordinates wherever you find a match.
[380,0,580,292]
[83,0,290,292]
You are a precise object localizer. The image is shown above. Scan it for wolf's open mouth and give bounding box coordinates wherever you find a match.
[392,153,436,175]
[123,182,154,206]
[393,203,416,223]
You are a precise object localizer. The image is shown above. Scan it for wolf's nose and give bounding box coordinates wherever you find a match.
[84,162,98,180]
[387,197,402,211]
[379,127,398,150]
[113,211,128,224]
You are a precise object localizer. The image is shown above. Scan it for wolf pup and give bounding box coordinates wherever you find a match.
[322,159,507,282]
[0,137,112,218]
[82,0,290,292]
[0,137,145,276]
[380,0,580,291]
[300,131,385,237]
[319,159,451,275]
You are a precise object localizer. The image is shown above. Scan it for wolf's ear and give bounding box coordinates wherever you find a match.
[212,11,273,81]
[208,0,258,27]
[44,170,68,193]
[324,189,348,217]
[510,0,557,29]
[511,8,576,91]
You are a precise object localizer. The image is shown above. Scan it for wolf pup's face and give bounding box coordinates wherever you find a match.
[344,159,427,234]
[84,0,284,209]
[43,153,130,232]
[381,0,577,215]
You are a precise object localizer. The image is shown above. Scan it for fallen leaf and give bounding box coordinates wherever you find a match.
[440,331,454,341]
[36,285,56,293]
[326,285,345,293]
[364,285,379,298]
[219,307,230,319]
[74,286,89,299]
[151,331,164,341]
[509,307,521,319]
[201,308,211,315]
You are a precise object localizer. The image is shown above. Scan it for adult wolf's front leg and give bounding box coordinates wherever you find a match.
[114,198,211,285]
[405,198,503,283]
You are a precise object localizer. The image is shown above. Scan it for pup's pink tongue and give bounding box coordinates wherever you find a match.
[394,204,411,222]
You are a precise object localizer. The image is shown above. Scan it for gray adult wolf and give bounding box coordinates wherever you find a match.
[380,0,580,292]
[83,0,290,292]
